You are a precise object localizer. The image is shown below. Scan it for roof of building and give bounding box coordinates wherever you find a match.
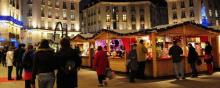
[80,0,167,10]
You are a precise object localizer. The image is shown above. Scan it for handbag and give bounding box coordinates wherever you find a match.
[106,68,115,79]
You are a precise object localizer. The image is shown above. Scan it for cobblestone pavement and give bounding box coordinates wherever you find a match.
[1,65,220,88]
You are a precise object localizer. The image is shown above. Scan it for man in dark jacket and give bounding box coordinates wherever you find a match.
[14,44,25,80]
[169,41,184,80]
[188,43,199,78]
[56,38,82,88]
[31,39,56,88]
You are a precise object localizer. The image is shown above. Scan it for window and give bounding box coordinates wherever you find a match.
[63,2,67,9]
[48,0,51,6]
[16,0,19,9]
[71,3,75,10]
[209,10,212,17]
[141,24,144,29]
[41,7,45,17]
[140,15,144,22]
[48,8,52,18]
[122,6,127,12]
[55,11,59,19]
[28,19,32,27]
[190,10,195,17]
[189,0,194,7]
[116,15,119,22]
[122,14,127,22]
[55,0,59,7]
[215,10,218,17]
[63,10,67,19]
[113,6,118,12]
[28,8,32,16]
[12,0,15,6]
[70,11,75,20]
[132,24,136,30]
[173,12,177,19]
[140,8,144,14]
[106,15,110,22]
[41,20,45,28]
[216,20,219,26]
[48,21,52,29]
[71,24,75,30]
[27,0,32,4]
[106,6,110,12]
[131,6,135,12]
[172,3,177,9]
[131,15,136,22]
[107,25,110,29]
[180,1,185,8]
[41,0,45,5]
[181,11,186,18]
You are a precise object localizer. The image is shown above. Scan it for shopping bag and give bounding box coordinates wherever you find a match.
[106,69,115,79]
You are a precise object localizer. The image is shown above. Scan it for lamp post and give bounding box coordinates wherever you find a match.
[53,22,68,51]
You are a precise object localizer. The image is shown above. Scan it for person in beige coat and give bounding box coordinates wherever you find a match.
[6,46,14,80]
[136,40,148,79]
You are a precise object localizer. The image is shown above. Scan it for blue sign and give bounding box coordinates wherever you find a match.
[0,16,24,26]
[0,37,6,42]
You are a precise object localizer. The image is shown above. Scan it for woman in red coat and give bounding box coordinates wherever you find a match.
[93,46,110,87]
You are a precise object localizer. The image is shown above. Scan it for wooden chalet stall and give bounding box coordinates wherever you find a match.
[90,29,154,72]
[149,22,220,77]
[71,34,94,67]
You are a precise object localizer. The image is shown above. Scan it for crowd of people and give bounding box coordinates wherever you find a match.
[0,38,214,88]
[0,38,82,88]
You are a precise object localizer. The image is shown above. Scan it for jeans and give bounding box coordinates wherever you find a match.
[16,65,23,79]
[190,63,198,77]
[206,63,213,74]
[129,69,136,82]
[38,73,55,88]
[173,62,184,78]
[8,66,13,79]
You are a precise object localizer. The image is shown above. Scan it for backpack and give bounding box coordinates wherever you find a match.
[64,60,76,75]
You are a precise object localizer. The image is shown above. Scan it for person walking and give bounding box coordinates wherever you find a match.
[2,46,9,67]
[136,40,148,79]
[169,41,184,80]
[204,41,213,74]
[6,46,14,80]
[56,38,82,88]
[187,43,199,78]
[93,46,110,87]
[31,39,56,88]
[127,44,138,83]
[22,45,35,88]
[14,44,25,80]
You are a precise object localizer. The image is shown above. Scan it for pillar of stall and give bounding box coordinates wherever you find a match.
[151,32,158,77]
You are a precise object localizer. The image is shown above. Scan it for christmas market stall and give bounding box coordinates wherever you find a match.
[90,29,153,72]
[150,22,220,77]
[71,34,94,67]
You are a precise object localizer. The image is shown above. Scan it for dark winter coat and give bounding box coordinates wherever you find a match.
[14,48,25,66]
[22,50,35,71]
[56,47,82,88]
[205,45,212,55]
[188,47,199,64]
[169,45,183,63]
[128,49,138,71]
[31,48,56,84]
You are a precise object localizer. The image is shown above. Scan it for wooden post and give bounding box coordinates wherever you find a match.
[151,32,157,77]
[182,25,188,73]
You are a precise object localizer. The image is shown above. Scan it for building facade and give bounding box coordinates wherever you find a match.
[0,0,23,46]
[166,0,202,24]
[204,0,220,27]
[22,0,81,44]
[81,0,168,33]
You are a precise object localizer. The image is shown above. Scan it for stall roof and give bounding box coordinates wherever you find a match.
[72,21,220,41]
